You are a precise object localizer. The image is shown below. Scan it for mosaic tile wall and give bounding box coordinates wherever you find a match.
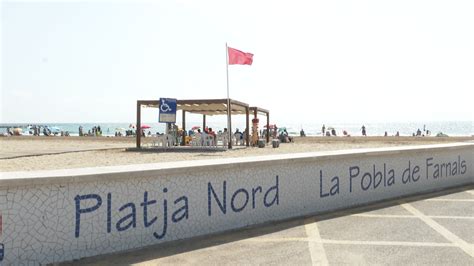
[0,145,472,264]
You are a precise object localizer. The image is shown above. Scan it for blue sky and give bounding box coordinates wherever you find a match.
[1,0,473,123]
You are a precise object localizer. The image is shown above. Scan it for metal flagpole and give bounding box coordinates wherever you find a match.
[226,43,232,149]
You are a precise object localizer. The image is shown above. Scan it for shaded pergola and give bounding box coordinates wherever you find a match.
[136,99,270,149]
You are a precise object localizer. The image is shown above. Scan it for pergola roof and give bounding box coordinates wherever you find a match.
[140,99,250,116]
[178,99,248,116]
[249,106,269,116]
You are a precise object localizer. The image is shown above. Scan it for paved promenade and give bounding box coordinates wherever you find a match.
[65,185,474,265]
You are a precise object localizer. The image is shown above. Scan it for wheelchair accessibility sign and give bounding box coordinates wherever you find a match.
[159,98,177,123]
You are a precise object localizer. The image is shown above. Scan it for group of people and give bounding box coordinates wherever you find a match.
[384,131,400,137]
[320,124,368,137]
[79,125,103,137]
[415,125,431,137]
[3,127,21,136]
[29,125,44,136]
[3,125,71,137]
[184,127,231,146]
[320,124,433,137]
[189,127,219,145]
[321,124,342,136]
[155,124,222,146]
[279,128,293,143]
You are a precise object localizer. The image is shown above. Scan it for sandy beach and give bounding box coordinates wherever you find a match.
[1,136,473,172]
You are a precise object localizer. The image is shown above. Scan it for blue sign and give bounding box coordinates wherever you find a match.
[159,98,177,123]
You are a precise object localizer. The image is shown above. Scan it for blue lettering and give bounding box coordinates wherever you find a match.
[412,165,420,182]
[461,158,467,174]
[373,165,382,189]
[264,175,279,207]
[402,160,412,184]
[361,172,372,191]
[349,166,359,193]
[330,176,340,195]
[320,171,339,197]
[74,194,102,238]
[231,188,249,212]
[116,203,136,232]
[252,186,262,209]
[426,158,433,179]
[171,196,189,223]
[107,193,112,233]
[140,191,157,227]
[208,181,226,216]
[320,170,329,198]
[153,188,169,240]
[388,169,395,186]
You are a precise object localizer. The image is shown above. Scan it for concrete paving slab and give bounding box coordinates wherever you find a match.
[411,201,474,217]
[323,244,474,265]
[214,219,308,240]
[317,216,449,243]
[250,222,308,239]
[433,191,474,199]
[433,219,474,244]
[152,240,313,265]
[68,238,313,265]
[360,204,413,216]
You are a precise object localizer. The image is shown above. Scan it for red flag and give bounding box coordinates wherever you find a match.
[228,47,253,65]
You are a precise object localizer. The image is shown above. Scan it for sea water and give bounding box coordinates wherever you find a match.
[1,121,473,137]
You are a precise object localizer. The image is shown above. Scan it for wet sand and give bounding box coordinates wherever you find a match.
[1,136,472,172]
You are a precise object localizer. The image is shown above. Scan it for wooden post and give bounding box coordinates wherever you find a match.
[246,107,250,147]
[136,101,141,148]
[182,110,186,146]
[266,112,270,143]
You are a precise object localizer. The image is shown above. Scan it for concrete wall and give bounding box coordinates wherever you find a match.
[0,143,472,264]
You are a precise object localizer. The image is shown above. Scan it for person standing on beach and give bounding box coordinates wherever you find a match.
[322,124,326,136]
[361,125,367,136]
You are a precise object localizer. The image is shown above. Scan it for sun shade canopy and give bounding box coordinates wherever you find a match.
[139,99,254,116]
[136,98,270,149]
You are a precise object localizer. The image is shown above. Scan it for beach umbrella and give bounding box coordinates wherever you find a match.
[141,125,151,129]
[191,126,201,130]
